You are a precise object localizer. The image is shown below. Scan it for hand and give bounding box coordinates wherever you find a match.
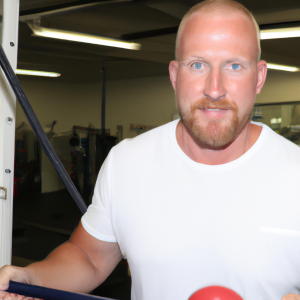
[282,294,300,300]
[0,265,38,300]
[0,292,31,300]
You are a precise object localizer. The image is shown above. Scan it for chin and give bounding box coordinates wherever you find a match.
[183,114,250,150]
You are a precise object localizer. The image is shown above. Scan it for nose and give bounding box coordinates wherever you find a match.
[203,68,226,101]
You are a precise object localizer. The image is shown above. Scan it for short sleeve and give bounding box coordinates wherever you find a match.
[81,150,117,242]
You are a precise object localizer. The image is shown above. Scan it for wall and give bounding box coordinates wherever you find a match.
[105,76,178,138]
[16,79,103,134]
[16,76,178,139]
[256,70,300,104]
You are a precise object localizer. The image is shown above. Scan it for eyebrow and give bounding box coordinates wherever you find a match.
[181,56,206,61]
[224,58,248,64]
[225,59,253,68]
[179,56,206,64]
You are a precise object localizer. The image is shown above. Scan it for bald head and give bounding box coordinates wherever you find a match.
[176,0,261,61]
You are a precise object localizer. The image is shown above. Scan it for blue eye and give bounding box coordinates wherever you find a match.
[192,62,203,70]
[232,64,240,70]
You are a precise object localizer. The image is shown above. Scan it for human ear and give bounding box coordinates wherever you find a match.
[169,61,179,91]
[256,60,267,95]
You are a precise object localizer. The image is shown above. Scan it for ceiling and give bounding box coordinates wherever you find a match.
[17,0,300,82]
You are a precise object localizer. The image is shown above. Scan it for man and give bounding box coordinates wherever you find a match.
[1,0,300,299]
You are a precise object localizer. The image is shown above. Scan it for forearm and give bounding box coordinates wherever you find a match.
[0,222,122,296]
[24,241,102,294]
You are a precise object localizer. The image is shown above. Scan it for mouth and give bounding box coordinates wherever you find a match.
[199,107,230,118]
[202,108,226,111]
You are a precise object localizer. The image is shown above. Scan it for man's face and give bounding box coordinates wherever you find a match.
[169,11,266,149]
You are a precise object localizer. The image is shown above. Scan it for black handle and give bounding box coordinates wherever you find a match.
[6,281,115,300]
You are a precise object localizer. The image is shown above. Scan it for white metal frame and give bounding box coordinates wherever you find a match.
[0,0,19,267]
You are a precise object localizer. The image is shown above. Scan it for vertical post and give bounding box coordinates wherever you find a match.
[0,0,19,267]
[101,59,106,138]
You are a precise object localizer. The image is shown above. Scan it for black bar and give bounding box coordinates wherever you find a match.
[259,21,300,31]
[7,281,115,300]
[0,45,87,214]
[19,0,108,16]
[255,100,300,107]
[121,26,178,40]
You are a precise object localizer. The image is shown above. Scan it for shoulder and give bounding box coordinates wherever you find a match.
[111,120,177,158]
[259,123,300,163]
[101,120,177,178]
[261,123,300,150]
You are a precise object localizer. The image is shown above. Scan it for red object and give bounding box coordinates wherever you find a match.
[189,286,243,300]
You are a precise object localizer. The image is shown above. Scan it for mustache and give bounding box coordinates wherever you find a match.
[191,97,238,112]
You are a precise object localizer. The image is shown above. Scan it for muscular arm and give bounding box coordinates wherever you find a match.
[0,222,122,294]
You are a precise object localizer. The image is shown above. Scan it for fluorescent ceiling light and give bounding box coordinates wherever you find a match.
[15,69,61,77]
[261,26,300,40]
[28,23,141,50]
[267,63,300,72]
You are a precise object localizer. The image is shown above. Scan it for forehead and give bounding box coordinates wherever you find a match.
[178,10,258,61]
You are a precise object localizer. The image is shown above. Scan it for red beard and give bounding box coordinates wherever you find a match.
[180,97,250,149]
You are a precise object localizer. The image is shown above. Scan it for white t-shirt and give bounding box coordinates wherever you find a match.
[82,120,300,300]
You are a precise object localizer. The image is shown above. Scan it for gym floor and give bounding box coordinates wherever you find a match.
[12,189,131,300]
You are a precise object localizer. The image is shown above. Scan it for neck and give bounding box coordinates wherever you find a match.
[176,120,262,165]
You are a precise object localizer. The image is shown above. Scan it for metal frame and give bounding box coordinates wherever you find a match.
[255,101,300,107]
[0,0,19,267]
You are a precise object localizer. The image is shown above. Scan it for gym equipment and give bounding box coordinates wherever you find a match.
[6,281,115,300]
[189,286,243,300]
[0,44,87,214]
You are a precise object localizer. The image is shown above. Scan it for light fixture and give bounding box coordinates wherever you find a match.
[261,26,300,40]
[28,23,141,50]
[270,118,282,124]
[267,63,300,72]
[15,69,61,77]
